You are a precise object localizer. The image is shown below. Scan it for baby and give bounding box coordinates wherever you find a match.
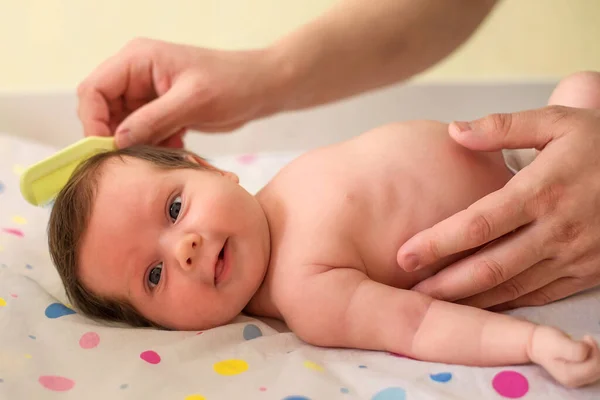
[48,73,600,388]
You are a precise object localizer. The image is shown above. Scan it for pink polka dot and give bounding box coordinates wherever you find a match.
[196,331,204,335]
[140,350,161,364]
[259,387,267,392]
[79,332,100,349]
[38,376,75,392]
[236,154,257,165]
[492,370,529,398]
[10,293,17,298]
[2,228,23,237]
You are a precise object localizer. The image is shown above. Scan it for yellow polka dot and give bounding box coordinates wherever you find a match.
[24,354,32,359]
[303,360,325,372]
[11,216,27,225]
[184,395,206,400]
[12,165,25,176]
[213,359,249,376]
[0,297,6,306]
[0,245,4,253]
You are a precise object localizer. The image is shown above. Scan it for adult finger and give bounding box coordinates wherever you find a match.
[410,224,543,301]
[77,54,133,137]
[115,81,193,148]
[489,276,597,311]
[397,179,534,272]
[448,105,575,152]
[457,259,557,309]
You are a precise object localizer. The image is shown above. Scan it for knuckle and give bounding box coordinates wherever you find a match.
[471,258,507,289]
[502,279,527,301]
[550,220,583,244]
[486,112,513,137]
[466,214,493,244]
[526,183,564,216]
[425,237,442,261]
[530,289,554,306]
[125,36,150,49]
[76,80,90,97]
[545,105,574,125]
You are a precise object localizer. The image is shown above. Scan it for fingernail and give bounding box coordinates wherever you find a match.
[453,121,471,133]
[115,128,131,148]
[402,254,420,272]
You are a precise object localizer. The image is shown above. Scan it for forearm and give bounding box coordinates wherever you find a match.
[408,299,535,366]
[267,0,497,112]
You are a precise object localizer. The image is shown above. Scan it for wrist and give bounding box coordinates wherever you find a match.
[256,45,298,118]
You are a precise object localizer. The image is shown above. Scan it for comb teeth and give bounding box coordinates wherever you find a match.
[19,136,116,206]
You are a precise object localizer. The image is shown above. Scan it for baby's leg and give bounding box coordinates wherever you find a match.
[548,70,600,109]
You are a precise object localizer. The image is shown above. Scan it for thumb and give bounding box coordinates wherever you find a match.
[115,82,192,148]
[448,105,573,151]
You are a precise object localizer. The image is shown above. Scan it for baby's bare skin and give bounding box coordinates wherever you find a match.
[245,121,600,387]
[77,120,600,388]
[257,121,512,289]
[250,120,512,314]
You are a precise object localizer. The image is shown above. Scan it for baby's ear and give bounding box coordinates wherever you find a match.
[221,170,239,184]
[185,154,211,168]
[184,154,239,184]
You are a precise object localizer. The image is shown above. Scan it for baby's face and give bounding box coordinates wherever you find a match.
[78,156,270,330]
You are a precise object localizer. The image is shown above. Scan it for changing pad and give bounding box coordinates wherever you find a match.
[1,132,600,400]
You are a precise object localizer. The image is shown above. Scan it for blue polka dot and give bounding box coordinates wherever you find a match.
[0,378,4,383]
[25,264,33,270]
[28,335,36,340]
[341,388,349,394]
[282,397,310,400]
[120,384,128,389]
[430,372,452,383]
[0,181,4,194]
[44,303,75,319]
[358,365,367,369]
[1,264,7,268]
[372,387,406,400]
[243,324,263,340]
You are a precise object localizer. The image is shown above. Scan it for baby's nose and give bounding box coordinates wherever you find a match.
[175,233,202,271]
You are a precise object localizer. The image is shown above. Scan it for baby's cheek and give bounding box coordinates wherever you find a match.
[161,285,228,330]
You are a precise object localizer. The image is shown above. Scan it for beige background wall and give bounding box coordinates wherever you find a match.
[1,0,599,91]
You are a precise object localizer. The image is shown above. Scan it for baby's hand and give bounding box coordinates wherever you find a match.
[528,326,600,387]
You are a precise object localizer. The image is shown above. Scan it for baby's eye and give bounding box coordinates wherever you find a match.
[148,263,163,288]
[169,196,182,222]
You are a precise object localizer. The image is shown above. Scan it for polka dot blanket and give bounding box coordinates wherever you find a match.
[1,132,599,400]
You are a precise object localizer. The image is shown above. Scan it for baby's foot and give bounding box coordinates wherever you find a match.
[529,326,600,387]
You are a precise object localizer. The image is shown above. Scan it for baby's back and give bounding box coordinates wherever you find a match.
[256,120,513,292]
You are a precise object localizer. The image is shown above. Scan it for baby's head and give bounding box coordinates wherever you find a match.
[48,145,270,330]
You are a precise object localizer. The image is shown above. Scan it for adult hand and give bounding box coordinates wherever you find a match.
[77,38,283,148]
[397,105,600,310]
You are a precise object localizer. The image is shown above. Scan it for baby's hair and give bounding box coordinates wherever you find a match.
[48,144,210,328]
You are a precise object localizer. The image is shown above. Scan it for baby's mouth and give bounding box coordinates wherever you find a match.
[214,240,227,284]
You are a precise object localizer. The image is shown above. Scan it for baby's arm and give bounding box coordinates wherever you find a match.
[280,268,600,387]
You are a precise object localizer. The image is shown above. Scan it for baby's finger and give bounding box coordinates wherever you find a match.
[397,182,533,272]
[411,225,543,301]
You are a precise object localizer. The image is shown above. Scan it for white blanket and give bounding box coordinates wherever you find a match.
[1,132,599,400]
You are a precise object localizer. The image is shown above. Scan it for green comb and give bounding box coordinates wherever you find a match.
[20,136,116,206]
